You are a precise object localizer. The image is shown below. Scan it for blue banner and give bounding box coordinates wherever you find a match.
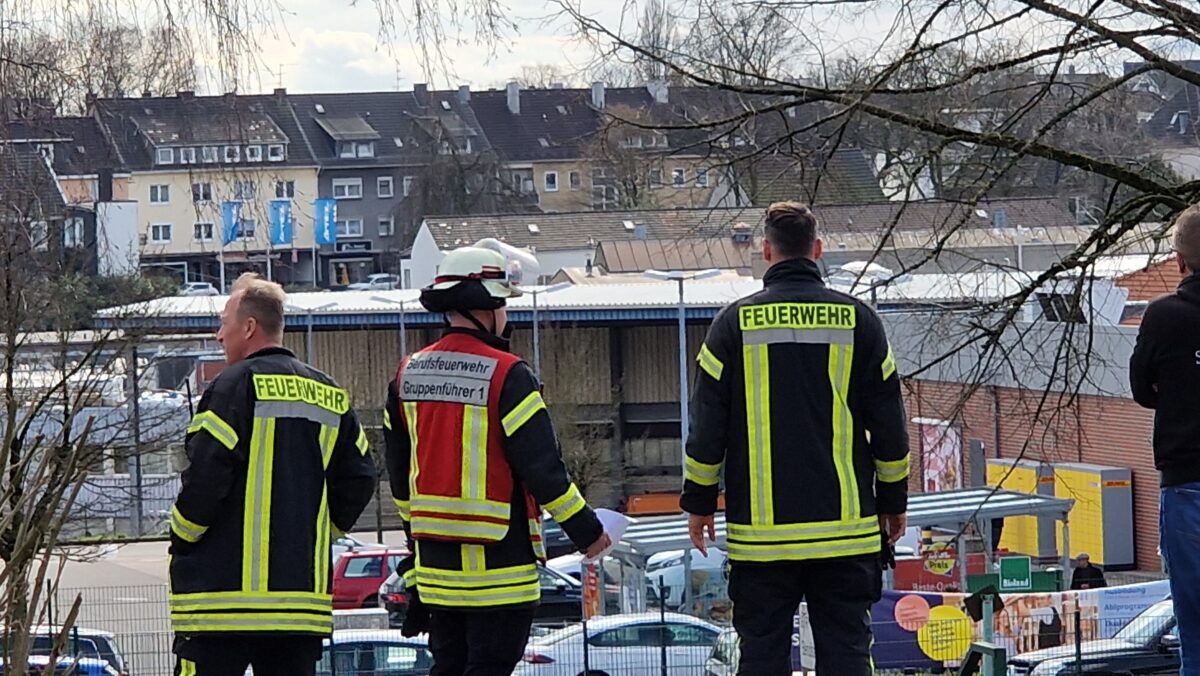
[221,201,241,246]
[269,199,293,246]
[314,198,337,246]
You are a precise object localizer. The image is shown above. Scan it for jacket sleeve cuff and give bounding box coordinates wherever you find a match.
[680,484,720,516]
[560,507,604,551]
[876,483,907,516]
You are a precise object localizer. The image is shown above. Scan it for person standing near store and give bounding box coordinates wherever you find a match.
[682,202,911,675]
[1131,204,1200,676]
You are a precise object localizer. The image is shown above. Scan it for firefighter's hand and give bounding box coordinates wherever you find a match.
[584,532,611,560]
[880,513,907,546]
[688,513,717,557]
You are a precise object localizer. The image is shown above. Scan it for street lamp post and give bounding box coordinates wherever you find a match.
[371,295,412,358]
[525,283,570,380]
[286,302,337,363]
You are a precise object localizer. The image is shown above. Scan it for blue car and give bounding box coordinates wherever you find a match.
[1,655,119,675]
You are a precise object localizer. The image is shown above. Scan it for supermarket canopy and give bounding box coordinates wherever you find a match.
[612,487,1074,560]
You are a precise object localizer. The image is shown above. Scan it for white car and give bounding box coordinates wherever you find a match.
[316,629,432,675]
[348,273,400,291]
[515,613,722,676]
[178,281,219,296]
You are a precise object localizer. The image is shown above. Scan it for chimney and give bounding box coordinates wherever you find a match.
[1178,111,1191,135]
[551,82,565,90]
[647,80,669,104]
[413,83,429,107]
[506,81,521,115]
[457,85,471,103]
[141,89,153,98]
[586,258,594,277]
[85,92,97,114]
[178,90,195,100]
[591,82,606,109]
[97,167,114,202]
[731,222,752,245]
[273,87,287,98]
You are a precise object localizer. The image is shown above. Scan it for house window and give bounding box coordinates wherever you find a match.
[151,223,172,243]
[672,168,686,187]
[402,176,414,197]
[223,145,240,162]
[336,218,363,237]
[333,178,363,199]
[267,144,285,161]
[149,184,170,204]
[237,219,256,240]
[339,143,356,159]
[275,180,296,199]
[192,182,213,203]
[180,147,197,164]
[378,216,395,237]
[378,176,394,198]
[357,142,375,158]
[233,181,257,200]
[156,147,174,165]
[246,145,263,162]
[29,221,48,251]
[591,167,606,182]
[649,168,664,188]
[63,217,85,248]
[202,146,219,163]
[544,171,559,192]
[193,222,214,242]
[569,171,581,191]
[592,185,618,210]
[696,167,710,187]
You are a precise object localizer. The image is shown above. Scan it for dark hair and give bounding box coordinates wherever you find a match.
[764,201,818,259]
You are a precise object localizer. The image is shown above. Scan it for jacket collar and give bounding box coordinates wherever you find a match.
[247,346,294,360]
[762,258,825,288]
[443,327,511,352]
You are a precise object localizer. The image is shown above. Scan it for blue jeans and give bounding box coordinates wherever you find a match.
[1162,483,1200,676]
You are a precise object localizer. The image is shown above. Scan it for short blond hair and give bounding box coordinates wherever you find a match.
[231,273,286,336]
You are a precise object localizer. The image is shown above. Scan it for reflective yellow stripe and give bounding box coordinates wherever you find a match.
[875,454,911,483]
[180,659,197,676]
[355,426,369,456]
[829,344,858,521]
[170,612,332,634]
[501,391,546,436]
[744,343,773,526]
[383,407,392,430]
[726,516,878,541]
[530,518,547,560]
[462,405,488,500]
[727,536,881,562]
[685,455,721,486]
[419,581,541,607]
[404,402,419,509]
[316,421,338,591]
[411,518,510,541]
[697,343,724,380]
[170,505,207,543]
[882,343,897,380]
[544,483,587,523]
[411,495,510,519]
[419,561,537,583]
[242,417,276,592]
[394,498,411,521]
[186,410,239,450]
[252,373,349,414]
[171,590,330,605]
[461,544,485,573]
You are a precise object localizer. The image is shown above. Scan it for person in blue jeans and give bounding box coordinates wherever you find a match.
[1131,204,1200,676]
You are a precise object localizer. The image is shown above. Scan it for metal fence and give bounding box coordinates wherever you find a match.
[29,581,1177,676]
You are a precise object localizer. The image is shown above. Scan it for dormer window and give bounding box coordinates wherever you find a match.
[156,147,174,165]
[180,147,197,164]
[224,145,240,163]
[339,143,356,159]
[356,142,375,158]
[246,145,263,162]
[267,144,285,161]
[202,146,219,163]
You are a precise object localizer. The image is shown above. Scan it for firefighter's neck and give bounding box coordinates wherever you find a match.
[448,310,496,334]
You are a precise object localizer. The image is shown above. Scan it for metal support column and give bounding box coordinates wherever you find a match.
[957,529,969,592]
[1060,517,1072,591]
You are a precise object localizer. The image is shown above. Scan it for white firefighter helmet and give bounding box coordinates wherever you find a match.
[420,246,521,312]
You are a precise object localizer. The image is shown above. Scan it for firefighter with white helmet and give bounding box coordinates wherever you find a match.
[383,246,610,675]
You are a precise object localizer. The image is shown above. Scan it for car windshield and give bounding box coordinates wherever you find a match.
[30,635,102,661]
[1115,600,1174,644]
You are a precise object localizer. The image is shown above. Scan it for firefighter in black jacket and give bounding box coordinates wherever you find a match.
[384,246,609,676]
[169,273,377,676]
[682,203,910,676]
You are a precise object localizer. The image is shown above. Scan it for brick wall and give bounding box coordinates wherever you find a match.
[903,378,1161,570]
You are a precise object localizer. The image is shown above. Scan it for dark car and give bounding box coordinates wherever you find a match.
[379,564,582,629]
[1008,599,1178,675]
[541,516,575,560]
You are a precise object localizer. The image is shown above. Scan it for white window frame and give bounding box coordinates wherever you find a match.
[202,146,219,163]
[336,218,364,238]
[63,217,85,249]
[332,178,363,200]
[672,167,686,188]
[30,221,49,251]
[233,181,257,200]
[377,176,394,199]
[339,143,356,159]
[149,184,170,204]
[156,147,174,165]
[193,222,215,242]
[275,180,296,199]
[192,182,213,203]
[569,171,581,191]
[267,144,285,161]
[150,223,173,244]
[544,171,559,192]
[223,145,240,163]
[237,218,257,241]
[356,142,375,158]
[245,145,263,162]
[378,215,395,237]
[402,176,414,197]
[179,147,197,165]
[696,167,710,188]
[649,168,664,188]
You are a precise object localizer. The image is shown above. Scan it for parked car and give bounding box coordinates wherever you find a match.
[316,630,432,676]
[348,274,401,291]
[332,534,386,562]
[1008,598,1178,675]
[705,628,739,676]
[515,613,722,675]
[178,281,219,296]
[333,549,408,609]
[377,564,584,629]
[645,548,728,610]
[29,626,128,676]
[0,655,120,675]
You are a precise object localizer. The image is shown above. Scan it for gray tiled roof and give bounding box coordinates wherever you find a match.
[0,144,66,220]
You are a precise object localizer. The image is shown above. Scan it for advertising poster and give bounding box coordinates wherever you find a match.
[917,418,962,492]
